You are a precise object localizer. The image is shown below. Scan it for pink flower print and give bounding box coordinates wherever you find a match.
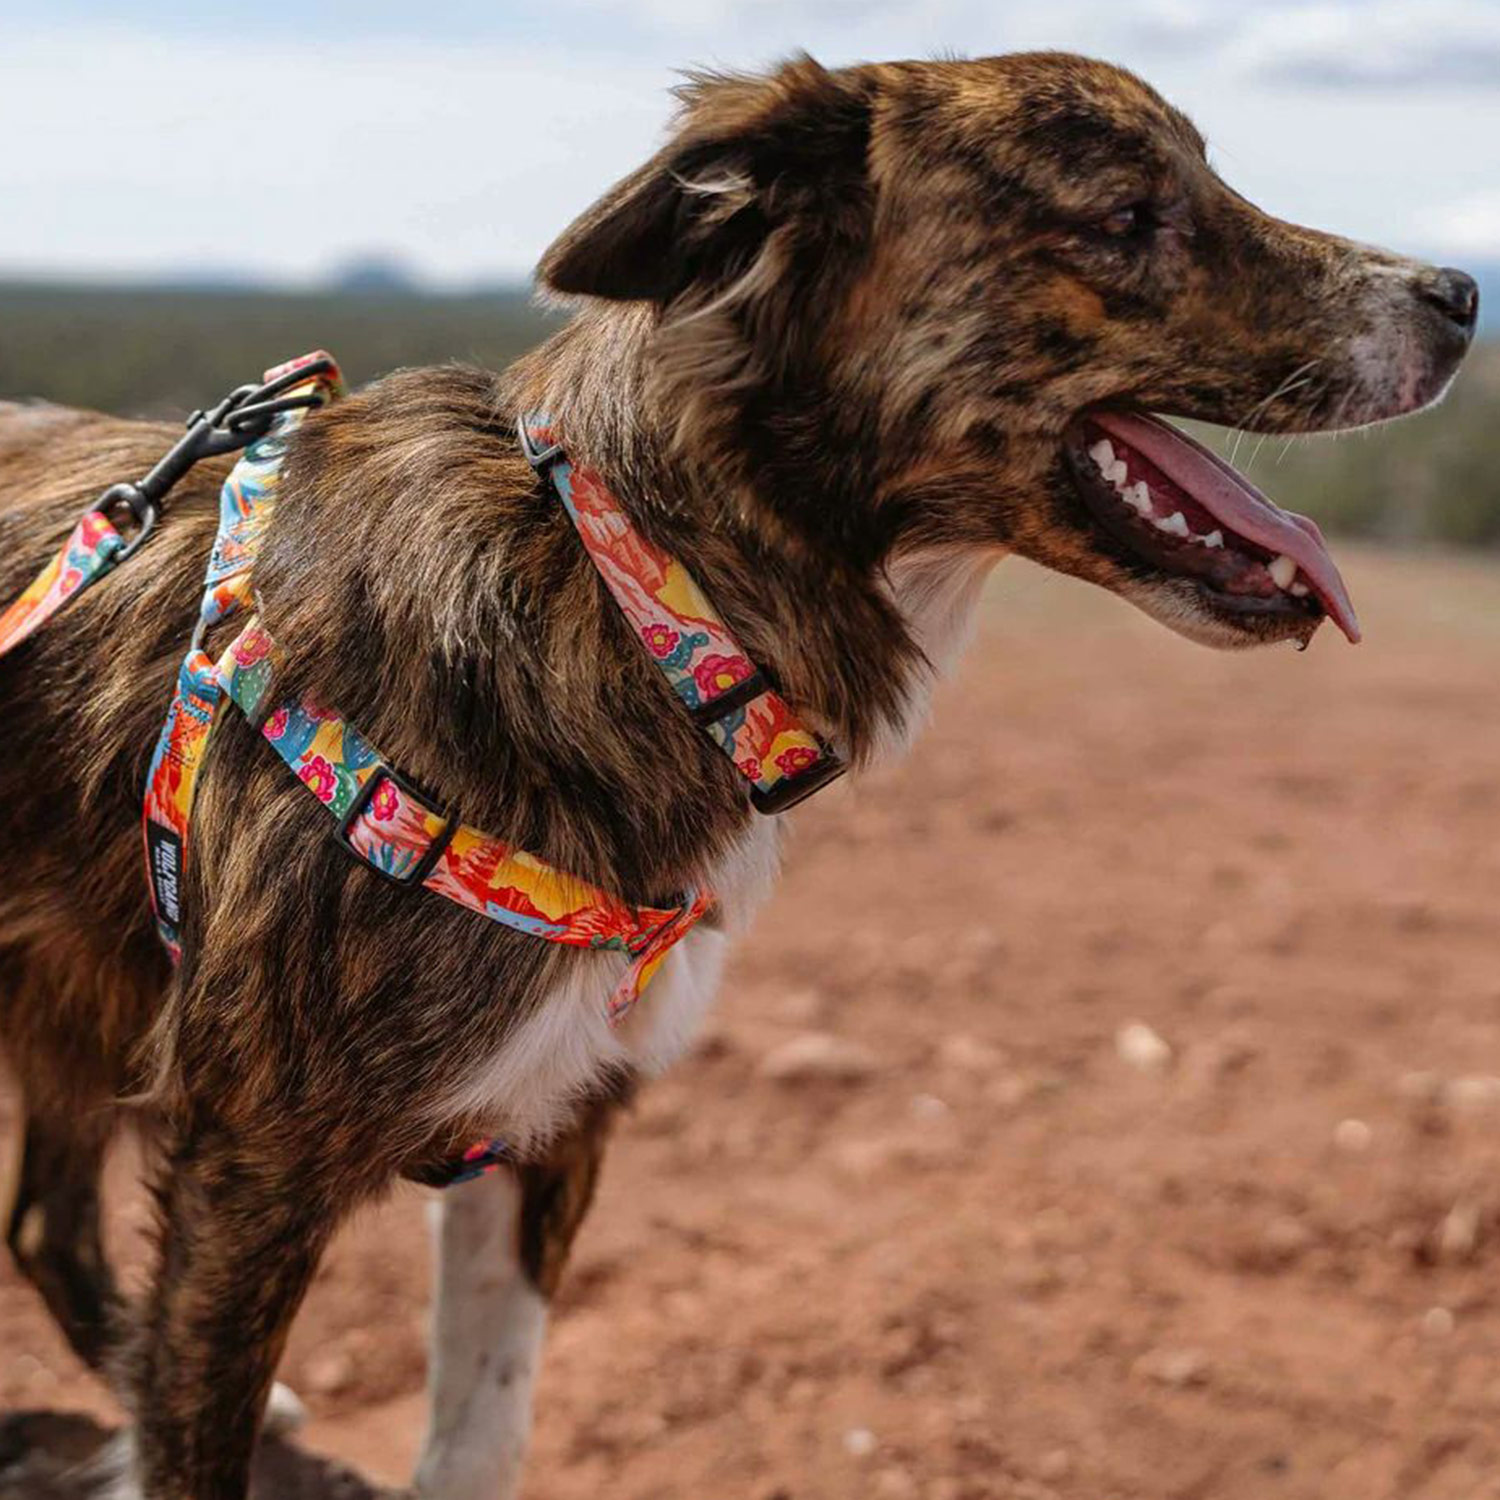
[233,628,272,668]
[693,652,752,699]
[370,779,400,821]
[642,622,680,659]
[775,746,819,776]
[298,755,339,803]
[263,706,289,741]
[737,757,764,780]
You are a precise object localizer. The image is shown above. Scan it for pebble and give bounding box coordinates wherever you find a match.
[938,1033,1004,1073]
[759,1032,879,1084]
[302,1347,356,1396]
[843,1427,878,1458]
[1133,1347,1209,1388]
[909,1092,952,1121]
[1444,1076,1500,1109]
[1422,1306,1456,1338]
[1263,1216,1317,1261]
[1439,1200,1482,1262]
[1038,1449,1073,1481]
[1116,1022,1172,1074]
[1333,1118,1372,1153]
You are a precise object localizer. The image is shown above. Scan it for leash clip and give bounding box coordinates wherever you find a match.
[86,357,342,564]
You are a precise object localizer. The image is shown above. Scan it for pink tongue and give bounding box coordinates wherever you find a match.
[1092,410,1361,644]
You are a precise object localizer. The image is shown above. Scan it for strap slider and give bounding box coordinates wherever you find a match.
[688,669,771,729]
[334,765,457,888]
[518,413,566,473]
[749,749,847,816]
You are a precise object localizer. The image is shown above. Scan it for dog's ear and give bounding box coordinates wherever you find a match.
[539,56,874,303]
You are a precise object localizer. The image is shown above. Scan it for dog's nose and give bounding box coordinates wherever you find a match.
[1419,267,1480,334]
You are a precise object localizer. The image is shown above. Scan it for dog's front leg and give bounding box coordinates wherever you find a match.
[414,1100,616,1500]
[412,1173,548,1500]
[123,1125,342,1500]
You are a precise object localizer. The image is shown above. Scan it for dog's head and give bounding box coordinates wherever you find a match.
[540,53,1478,649]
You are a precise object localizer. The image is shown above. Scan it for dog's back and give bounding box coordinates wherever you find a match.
[0,404,227,1107]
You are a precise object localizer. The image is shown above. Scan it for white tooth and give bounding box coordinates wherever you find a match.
[1202,530,1224,549]
[1110,461,1130,486]
[1127,482,1153,515]
[1089,439,1116,472]
[1289,581,1310,597]
[1156,511,1189,538]
[1268,554,1297,589]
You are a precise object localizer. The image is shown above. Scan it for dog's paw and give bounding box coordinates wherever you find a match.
[263,1381,310,1437]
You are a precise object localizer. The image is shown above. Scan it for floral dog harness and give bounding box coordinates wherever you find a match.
[0,356,845,1183]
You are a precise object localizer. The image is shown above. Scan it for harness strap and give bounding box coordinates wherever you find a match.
[0,509,128,656]
[519,412,846,815]
[217,620,710,1021]
[141,354,343,958]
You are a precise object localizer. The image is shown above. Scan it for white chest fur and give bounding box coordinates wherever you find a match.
[436,817,782,1154]
[438,544,998,1156]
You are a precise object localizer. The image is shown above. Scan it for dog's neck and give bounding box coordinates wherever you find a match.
[505,304,1001,767]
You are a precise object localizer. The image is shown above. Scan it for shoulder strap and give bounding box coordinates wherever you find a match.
[519,413,845,814]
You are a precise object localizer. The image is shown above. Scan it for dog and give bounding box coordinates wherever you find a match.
[0,50,1477,1500]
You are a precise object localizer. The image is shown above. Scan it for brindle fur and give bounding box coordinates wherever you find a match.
[0,53,1475,1499]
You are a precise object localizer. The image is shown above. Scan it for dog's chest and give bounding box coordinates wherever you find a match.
[439,817,783,1154]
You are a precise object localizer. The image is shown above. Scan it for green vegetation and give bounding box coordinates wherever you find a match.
[2,280,1496,548]
[0,282,556,419]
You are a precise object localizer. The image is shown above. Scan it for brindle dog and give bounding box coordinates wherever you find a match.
[0,52,1477,1500]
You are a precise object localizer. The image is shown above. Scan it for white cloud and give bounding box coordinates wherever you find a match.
[1202,1,1500,90]
[1,5,1496,285]
[1428,189,1500,257]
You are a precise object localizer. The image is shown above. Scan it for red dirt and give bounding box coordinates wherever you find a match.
[7,545,1500,1500]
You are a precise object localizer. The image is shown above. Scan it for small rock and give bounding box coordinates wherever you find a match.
[844,1427,878,1458]
[1445,1076,1500,1109]
[1133,1348,1209,1388]
[1439,1200,1482,1262]
[988,1073,1040,1109]
[1263,1216,1317,1262]
[909,1092,951,1121]
[775,986,827,1024]
[302,1348,355,1396]
[1422,1306,1456,1338]
[1116,1022,1172,1074]
[938,1033,1004,1073]
[760,1032,878,1084]
[1333,1118,1372,1153]
[1038,1449,1073,1481]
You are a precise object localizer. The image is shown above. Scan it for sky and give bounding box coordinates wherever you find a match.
[1,0,1498,287]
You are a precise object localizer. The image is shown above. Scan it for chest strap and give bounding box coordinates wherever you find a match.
[217,620,711,1022]
[519,412,845,815]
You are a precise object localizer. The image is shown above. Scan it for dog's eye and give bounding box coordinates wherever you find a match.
[1100,202,1152,238]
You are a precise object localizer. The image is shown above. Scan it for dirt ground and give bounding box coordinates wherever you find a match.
[7,544,1500,1500]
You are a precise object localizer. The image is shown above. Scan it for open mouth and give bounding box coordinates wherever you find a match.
[1064,411,1360,645]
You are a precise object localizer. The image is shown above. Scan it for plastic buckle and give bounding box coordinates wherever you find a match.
[749,750,847,816]
[517,413,566,473]
[333,765,457,887]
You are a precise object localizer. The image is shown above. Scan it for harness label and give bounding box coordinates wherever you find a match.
[146,823,184,929]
